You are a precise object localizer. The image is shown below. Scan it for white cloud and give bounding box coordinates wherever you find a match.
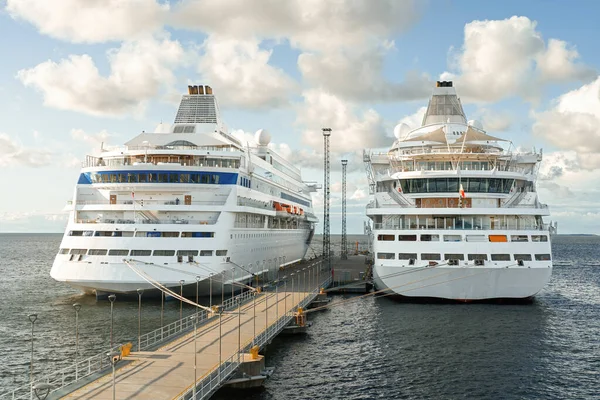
[6,0,167,43]
[473,108,512,132]
[298,48,431,102]
[0,132,52,167]
[198,35,296,109]
[532,76,600,169]
[444,16,596,102]
[17,35,185,116]
[398,106,427,130]
[171,0,417,52]
[297,89,390,154]
[350,188,368,200]
[71,129,113,149]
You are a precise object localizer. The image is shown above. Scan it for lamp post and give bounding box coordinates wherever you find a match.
[284,279,288,317]
[107,352,120,400]
[231,267,235,300]
[108,295,116,349]
[253,291,256,345]
[73,303,82,380]
[218,306,223,381]
[191,315,198,400]
[264,284,268,332]
[137,289,144,351]
[160,290,164,336]
[221,271,225,305]
[275,280,279,321]
[179,280,185,323]
[237,298,241,352]
[290,273,295,312]
[209,273,214,309]
[195,276,201,316]
[29,313,38,392]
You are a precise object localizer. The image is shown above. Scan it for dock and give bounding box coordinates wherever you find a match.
[4,260,331,400]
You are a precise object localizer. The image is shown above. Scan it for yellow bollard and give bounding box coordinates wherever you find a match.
[120,342,132,357]
[250,345,260,360]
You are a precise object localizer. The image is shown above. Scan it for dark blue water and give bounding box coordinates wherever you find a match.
[0,234,599,399]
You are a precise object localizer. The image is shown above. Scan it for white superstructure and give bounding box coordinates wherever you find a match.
[365,81,554,301]
[51,85,318,296]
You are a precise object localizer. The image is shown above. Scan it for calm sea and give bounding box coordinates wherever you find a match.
[0,233,598,399]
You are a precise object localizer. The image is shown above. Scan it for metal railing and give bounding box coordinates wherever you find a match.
[175,274,331,400]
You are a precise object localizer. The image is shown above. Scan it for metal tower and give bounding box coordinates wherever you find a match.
[322,128,332,273]
[341,159,348,260]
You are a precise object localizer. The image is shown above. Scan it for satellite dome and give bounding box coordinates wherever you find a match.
[468,119,484,131]
[255,129,271,146]
[393,123,411,139]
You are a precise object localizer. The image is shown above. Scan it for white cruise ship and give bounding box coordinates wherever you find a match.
[51,85,318,297]
[364,81,553,302]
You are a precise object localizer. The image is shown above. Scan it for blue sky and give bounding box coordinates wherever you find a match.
[1,0,599,233]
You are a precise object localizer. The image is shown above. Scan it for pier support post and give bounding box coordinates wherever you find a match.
[73,303,81,380]
[137,289,144,351]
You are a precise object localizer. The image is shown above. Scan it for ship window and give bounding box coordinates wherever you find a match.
[94,231,112,237]
[162,232,180,238]
[158,173,169,183]
[398,253,417,260]
[468,254,488,261]
[515,254,532,261]
[131,250,152,256]
[180,173,190,183]
[59,248,70,254]
[421,253,440,260]
[70,249,87,255]
[466,235,486,242]
[200,250,213,256]
[535,254,552,261]
[377,234,395,241]
[491,254,511,261]
[420,234,439,241]
[69,231,84,236]
[127,173,137,183]
[181,232,214,238]
[445,253,465,260]
[138,173,148,183]
[444,235,462,242]
[398,235,417,241]
[88,249,108,256]
[377,253,395,260]
[216,250,228,256]
[191,173,201,183]
[169,174,179,183]
[489,235,508,242]
[511,235,528,242]
[177,250,198,256]
[531,235,548,242]
[108,249,129,256]
[149,173,158,182]
[153,250,175,256]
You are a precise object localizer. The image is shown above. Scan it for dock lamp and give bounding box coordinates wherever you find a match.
[190,315,199,400]
[136,289,144,351]
[108,295,116,349]
[32,382,52,400]
[28,314,38,392]
[107,352,121,400]
[179,280,185,322]
[73,303,82,379]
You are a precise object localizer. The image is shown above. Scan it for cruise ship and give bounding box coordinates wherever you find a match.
[51,85,318,297]
[364,81,553,301]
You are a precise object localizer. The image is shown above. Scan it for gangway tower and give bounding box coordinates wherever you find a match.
[341,159,348,260]
[322,128,332,273]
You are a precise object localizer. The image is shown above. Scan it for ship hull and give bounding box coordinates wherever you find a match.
[372,263,552,301]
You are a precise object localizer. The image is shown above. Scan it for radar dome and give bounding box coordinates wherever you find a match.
[255,129,271,146]
[468,120,484,131]
[393,123,411,139]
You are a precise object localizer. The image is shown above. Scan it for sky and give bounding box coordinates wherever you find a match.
[1,0,599,234]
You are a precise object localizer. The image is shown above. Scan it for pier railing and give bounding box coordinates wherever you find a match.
[175,274,332,400]
[0,287,262,400]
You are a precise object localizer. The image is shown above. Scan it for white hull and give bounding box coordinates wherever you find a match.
[373,263,552,301]
[51,229,310,296]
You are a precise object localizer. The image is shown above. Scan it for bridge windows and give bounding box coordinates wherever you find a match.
[491,254,511,261]
[400,178,514,194]
[531,235,548,242]
[131,250,152,256]
[398,234,417,241]
[535,254,552,261]
[515,254,532,261]
[420,234,439,241]
[108,249,129,256]
[421,253,441,260]
[445,253,464,260]
[153,250,175,256]
[88,249,108,256]
[398,253,418,260]
[468,254,488,261]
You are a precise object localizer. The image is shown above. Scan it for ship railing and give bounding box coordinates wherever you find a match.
[174,274,332,400]
[373,223,548,231]
[237,198,272,209]
[75,218,217,225]
[69,199,225,206]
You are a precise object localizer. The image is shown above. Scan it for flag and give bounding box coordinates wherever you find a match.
[459,184,466,199]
